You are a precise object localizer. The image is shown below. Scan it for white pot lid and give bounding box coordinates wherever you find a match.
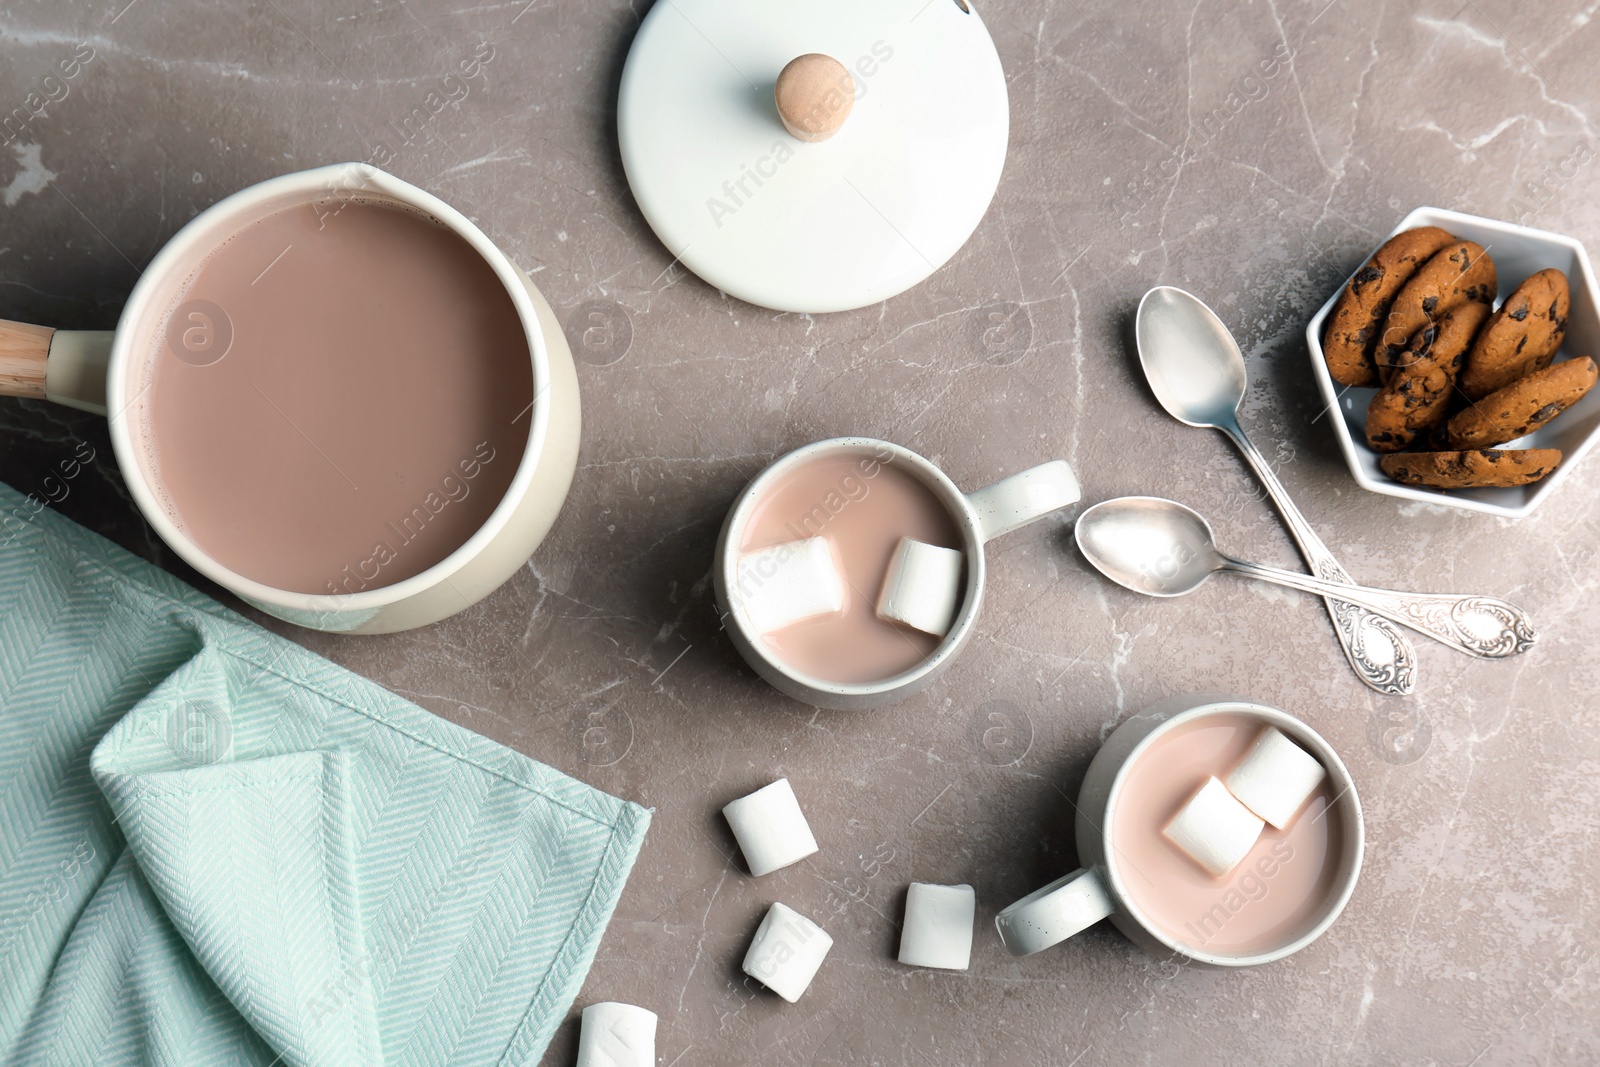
[618,0,1010,314]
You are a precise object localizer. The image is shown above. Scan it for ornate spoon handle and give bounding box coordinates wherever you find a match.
[1221,423,1418,694]
[1310,558,1417,693]
[1222,558,1537,659]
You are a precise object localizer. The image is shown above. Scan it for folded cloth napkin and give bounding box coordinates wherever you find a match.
[0,480,650,1066]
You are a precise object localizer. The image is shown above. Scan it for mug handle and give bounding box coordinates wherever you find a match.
[994,867,1115,956]
[964,460,1080,543]
[0,320,112,415]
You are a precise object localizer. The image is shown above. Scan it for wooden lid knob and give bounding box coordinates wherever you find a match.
[775,54,855,142]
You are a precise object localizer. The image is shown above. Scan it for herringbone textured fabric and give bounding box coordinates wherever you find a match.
[0,481,650,1066]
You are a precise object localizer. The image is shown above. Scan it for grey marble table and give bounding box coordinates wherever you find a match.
[3,0,1599,1063]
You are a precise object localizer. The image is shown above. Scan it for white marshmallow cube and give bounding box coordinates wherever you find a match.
[1162,776,1264,878]
[576,1002,656,1067]
[875,538,964,637]
[722,778,819,876]
[742,902,833,1002]
[736,537,844,634]
[1225,726,1328,830]
[897,882,975,970]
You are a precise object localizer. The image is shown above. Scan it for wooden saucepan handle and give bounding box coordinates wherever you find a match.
[0,319,55,400]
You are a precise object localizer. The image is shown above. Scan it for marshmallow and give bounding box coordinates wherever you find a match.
[1161,776,1264,878]
[1224,726,1328,830]
[897,882,975,970]
[875,538,964,637]
[576,1002,656,1067]
[742,902,832,1002]
[722,778,819,876]
[735,537,844,634]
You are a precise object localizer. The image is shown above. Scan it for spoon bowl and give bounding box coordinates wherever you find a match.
[1135,287,1248,429]
[1074,496,1222,597]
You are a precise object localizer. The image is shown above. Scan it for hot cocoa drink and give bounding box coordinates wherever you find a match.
[737,452,965,683]
[1110,712,1345,957]
[137,197,532,595]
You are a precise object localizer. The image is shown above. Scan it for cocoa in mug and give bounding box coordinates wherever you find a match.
[738,449,964,684]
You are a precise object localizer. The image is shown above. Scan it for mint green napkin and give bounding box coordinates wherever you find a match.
[0,480,650,1066]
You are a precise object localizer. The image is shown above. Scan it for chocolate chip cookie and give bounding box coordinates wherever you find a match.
[1377,241,1498,379]
[1365,301,1490,452]
[1379,448,1563,489]
[1446,355,1598,448]
[1458,268,1571,400]
[1322,226,1456,387]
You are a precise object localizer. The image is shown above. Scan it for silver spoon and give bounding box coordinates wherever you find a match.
[1075,497,1536,659]
[1135,285,1418,694]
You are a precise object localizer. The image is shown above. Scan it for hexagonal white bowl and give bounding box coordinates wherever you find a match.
[1305,206,1600,519]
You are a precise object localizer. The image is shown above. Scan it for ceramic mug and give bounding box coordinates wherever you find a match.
[0,163,579,634]
[995,695,1364,967]
[712,436,1080,709]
